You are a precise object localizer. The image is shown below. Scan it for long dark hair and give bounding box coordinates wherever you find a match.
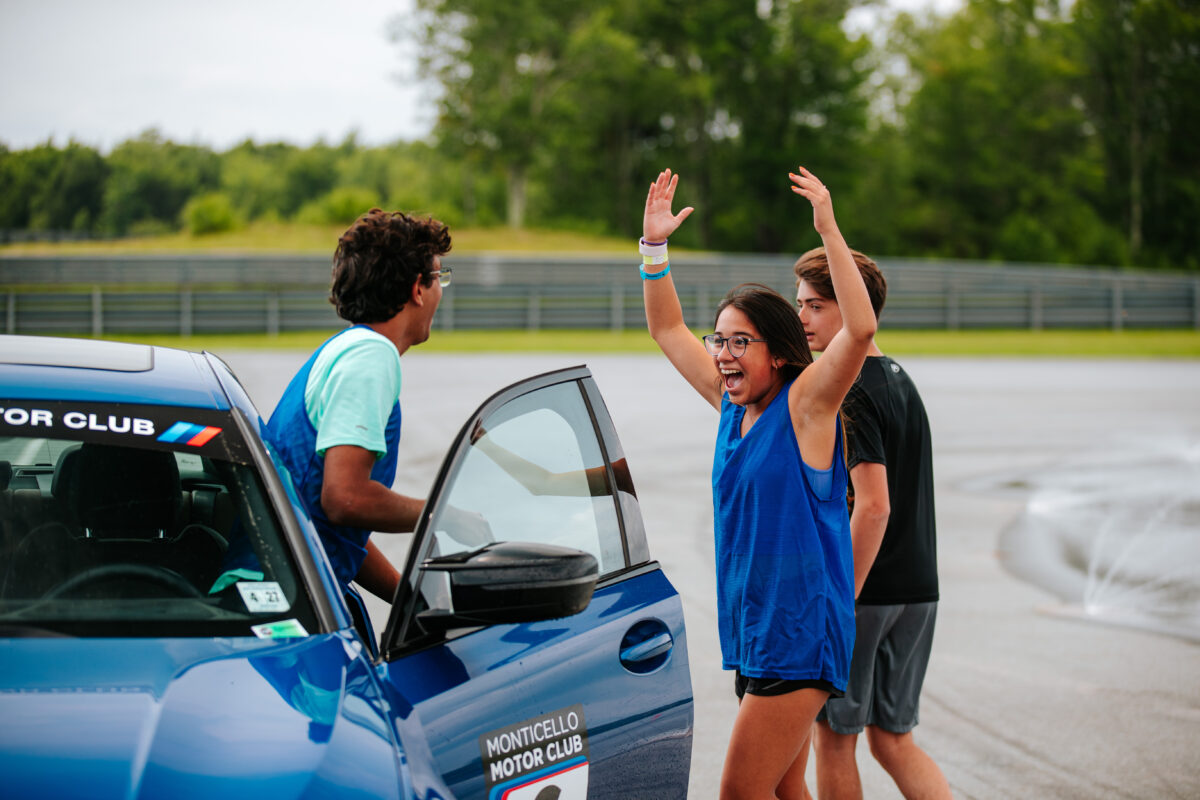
[714,283,812,382]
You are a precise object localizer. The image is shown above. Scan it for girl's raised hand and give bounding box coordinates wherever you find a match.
[644,169,694,243]
[789,166,837,236]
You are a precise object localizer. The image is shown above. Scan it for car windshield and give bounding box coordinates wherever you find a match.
[0,403,317,638]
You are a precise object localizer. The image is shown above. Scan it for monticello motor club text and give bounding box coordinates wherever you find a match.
[480,704,589,788]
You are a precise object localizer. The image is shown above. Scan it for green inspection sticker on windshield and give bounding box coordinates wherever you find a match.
[251,619,309,639]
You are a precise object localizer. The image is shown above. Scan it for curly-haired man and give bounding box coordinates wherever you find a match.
[265,209,452,607]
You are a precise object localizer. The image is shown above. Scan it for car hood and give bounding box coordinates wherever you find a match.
[0,633,403,799]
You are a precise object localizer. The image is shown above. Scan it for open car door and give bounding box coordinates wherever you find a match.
[379,366,692,800]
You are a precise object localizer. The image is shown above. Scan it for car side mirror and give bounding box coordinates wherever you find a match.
[415,541,598,632]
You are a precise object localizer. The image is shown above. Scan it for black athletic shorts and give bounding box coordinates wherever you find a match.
[734,670,842,700]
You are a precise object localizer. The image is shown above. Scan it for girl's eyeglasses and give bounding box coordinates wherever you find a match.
[702,334,766,358]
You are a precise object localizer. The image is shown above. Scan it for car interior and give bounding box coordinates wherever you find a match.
[0,434,312,636]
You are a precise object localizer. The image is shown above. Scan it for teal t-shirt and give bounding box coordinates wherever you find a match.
[304,327,402,458]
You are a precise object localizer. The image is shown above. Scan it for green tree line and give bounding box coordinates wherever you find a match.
[2,0,1196,270]
[0,132,485,239]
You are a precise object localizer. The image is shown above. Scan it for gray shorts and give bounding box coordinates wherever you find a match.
[818,601,938,735]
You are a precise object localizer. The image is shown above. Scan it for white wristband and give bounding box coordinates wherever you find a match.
[639,237,668,257]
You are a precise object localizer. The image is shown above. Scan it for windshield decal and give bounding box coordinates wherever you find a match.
[250,619,309,639]
[237,581,290,613]
[480,704,589,800]
[0,401,251,463]
[158,421,223,447]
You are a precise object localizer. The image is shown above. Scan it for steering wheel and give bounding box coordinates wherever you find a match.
[45,563,204,600]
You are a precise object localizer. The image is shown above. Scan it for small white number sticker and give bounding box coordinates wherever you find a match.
[237,581,290,613]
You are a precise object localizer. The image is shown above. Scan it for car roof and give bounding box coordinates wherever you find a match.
[0,335,231,409]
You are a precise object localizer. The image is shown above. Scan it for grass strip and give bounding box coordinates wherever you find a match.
[0,223,644,256]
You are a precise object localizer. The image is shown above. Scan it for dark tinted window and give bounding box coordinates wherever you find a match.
[0,401,316,638]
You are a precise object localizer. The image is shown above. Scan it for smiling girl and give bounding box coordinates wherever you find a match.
[640,167,876,799]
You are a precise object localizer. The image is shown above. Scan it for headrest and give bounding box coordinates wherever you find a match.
[51,444,82,500]
[72,444,180,534]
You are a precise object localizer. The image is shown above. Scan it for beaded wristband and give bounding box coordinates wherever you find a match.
[640,263,671,281]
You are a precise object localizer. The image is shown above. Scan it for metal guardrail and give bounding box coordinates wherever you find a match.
[2,254,1198,335]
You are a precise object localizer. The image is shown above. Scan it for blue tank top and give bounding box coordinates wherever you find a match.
[712,379,855,689]
[265,326,402,587]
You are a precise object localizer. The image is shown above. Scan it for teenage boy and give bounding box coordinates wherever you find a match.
[265,209,451,603]
[794,249,952,800]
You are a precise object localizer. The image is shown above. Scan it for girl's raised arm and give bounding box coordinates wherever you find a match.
[788,167,876,419]
[642,169,723,410]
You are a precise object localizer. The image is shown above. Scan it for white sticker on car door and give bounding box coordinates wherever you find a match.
[480,704,589,800]
[498,761,588,800]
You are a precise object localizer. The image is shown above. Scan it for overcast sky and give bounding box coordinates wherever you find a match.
[1,0,958,154]
[0,0,428,152]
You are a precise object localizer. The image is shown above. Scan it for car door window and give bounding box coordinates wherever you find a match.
[406,380,626,634]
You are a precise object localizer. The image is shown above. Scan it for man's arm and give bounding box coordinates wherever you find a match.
[320,444,425,533]
[356,538,402,601]
[321,444,425,600]
[848,461,890,598]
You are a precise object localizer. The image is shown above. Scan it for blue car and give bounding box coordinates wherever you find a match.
[0,335,693,799]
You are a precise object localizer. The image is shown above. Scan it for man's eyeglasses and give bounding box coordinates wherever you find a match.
[430,267,452,287]
[702,334,766,358]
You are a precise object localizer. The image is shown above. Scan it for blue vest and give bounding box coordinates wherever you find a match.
[712,379,855,689]
[265,326,402,588]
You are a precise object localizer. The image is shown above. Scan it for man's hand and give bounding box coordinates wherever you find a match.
[440,505,494,548]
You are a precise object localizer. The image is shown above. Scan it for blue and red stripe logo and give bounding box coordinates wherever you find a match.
[157,421,222,447]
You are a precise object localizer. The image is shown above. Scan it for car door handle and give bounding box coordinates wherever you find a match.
[620,632,673,665]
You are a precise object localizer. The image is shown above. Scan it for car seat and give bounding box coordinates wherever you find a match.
[0,448,87,597]
[4,444,227,598]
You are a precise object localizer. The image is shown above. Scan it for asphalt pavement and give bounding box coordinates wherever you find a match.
[222,350,1200,799]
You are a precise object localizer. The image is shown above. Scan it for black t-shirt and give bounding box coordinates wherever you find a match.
[844,356,939,604]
